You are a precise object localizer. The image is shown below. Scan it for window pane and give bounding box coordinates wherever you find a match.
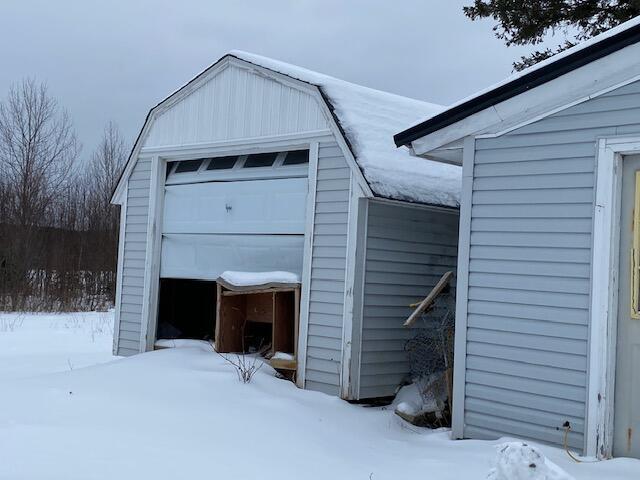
[243,152,278,168]
[282,150,309,166]
[175,159,203,173]
[206,156,238,170]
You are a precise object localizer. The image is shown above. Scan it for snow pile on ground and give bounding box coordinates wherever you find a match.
[219,270,300,287]
[154,338,213,349]
[230,51,461,207]
[0,311,114,380]
[487,442,574,480]
[393,383,425,416]
[395,376,447,412]
[0,312,639,479]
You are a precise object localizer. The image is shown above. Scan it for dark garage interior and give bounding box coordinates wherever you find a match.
[156,278,216,340]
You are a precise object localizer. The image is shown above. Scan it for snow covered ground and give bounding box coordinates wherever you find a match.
[0,311,639,479]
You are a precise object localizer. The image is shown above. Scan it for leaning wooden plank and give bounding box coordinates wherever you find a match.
[403,271,454,327]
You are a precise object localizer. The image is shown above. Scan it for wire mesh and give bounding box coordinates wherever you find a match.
[404,292,455,423]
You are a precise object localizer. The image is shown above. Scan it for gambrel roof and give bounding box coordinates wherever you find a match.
[113,52,461,208]
[229,52,460,207]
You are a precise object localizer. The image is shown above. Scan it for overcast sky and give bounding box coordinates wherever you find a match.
[1,0,561,160]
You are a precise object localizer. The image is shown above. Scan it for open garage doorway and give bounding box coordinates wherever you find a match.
[156,278,217,341]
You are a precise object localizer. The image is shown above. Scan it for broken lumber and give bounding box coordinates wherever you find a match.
[403,271,453,327]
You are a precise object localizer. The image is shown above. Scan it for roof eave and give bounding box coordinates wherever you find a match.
[394,20,640,148]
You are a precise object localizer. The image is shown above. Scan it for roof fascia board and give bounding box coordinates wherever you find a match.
[477,70,640,140]
[396,20,640,147]
[228,56,321,97]
[410,41,640,156]
[111,58,235,204]
[111,109,155,204]
[154,59,232,117]
[410,107,500,156]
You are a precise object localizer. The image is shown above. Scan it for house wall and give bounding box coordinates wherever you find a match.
[356,200,459,399]
[116,156,152,356]
[460,79,640,450]
[304,141,352,395]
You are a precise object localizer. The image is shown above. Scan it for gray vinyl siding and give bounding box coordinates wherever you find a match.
[305,141,350,396]
[358,201,459,399]
[464,79,640,451]
[116,156,151,356]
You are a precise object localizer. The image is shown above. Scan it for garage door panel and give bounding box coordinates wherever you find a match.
[160,234,304,280]
[163,178,307,235]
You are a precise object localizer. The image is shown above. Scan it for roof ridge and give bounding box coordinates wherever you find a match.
[229,50,442,110]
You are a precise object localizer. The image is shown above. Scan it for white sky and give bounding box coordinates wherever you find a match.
[1,0,564,159]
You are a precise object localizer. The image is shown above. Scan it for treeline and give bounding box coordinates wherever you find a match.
[0,79,126,312]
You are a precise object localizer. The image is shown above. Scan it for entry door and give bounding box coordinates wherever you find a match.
[615,154,640,458]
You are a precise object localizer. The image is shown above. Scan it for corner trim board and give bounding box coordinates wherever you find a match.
[340,173,364,398]
[113,186,128,355]
[349,197,369,400]
[296,141,319,388]
[451,135,475,439]
[140,155,166,352]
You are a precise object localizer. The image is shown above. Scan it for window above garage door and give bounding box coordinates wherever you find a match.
[165,149,309,185]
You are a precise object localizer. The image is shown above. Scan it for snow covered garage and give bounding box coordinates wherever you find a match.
[110,51,460,399]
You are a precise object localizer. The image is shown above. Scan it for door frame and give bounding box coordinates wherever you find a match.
[138,134,328,366]
[589,135,640,458]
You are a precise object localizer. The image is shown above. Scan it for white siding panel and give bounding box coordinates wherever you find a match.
[144,64,328,148]
[117,157,152,356]
[304,141,350,396]
[460,79,640,451]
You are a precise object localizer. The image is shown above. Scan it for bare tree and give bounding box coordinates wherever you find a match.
[85,121,127,232]
[78,122,127,306]
[0,79,79,227]
[0,80,127,312]
[0,79,79,309]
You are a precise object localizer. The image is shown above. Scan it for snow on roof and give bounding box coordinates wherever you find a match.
[230,51,461,208]
[405,16,640,133]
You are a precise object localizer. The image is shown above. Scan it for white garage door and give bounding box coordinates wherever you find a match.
[160,153,308,280]
[163,178,307,234]
[160,234,304,280]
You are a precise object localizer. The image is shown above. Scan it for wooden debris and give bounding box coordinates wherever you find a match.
[404,271,453,327]
[215,280,300,363]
